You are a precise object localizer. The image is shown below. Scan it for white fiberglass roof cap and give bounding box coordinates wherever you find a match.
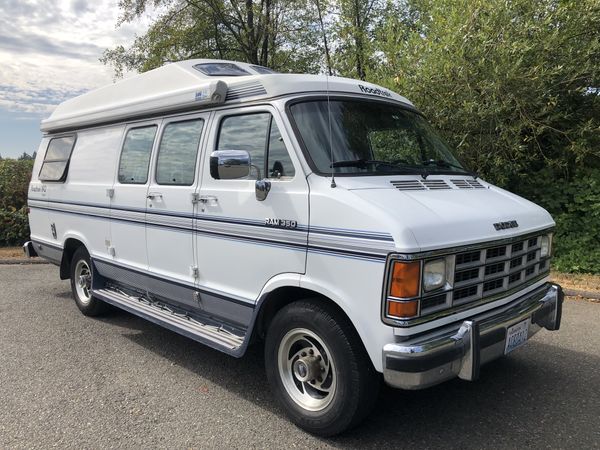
[41,59,413,133]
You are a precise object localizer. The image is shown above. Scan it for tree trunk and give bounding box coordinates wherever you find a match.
[260,0,271,66]
[353,0,366,80]
[246,0,259,63]
[315,0,332,75]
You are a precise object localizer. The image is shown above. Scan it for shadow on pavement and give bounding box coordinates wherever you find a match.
[96,309,599,448]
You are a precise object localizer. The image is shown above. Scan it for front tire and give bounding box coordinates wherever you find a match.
[69,247,108,316]
[265,300,380,436]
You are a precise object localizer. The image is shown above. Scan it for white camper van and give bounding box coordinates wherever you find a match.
[25,59,563,436]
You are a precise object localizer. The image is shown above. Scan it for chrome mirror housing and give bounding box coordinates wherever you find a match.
[210,150,251,180]
[255,179,271,201]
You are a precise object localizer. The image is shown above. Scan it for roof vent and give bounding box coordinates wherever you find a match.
[193,62,250,76]
[451,179,485,189]
[225,80,267,101]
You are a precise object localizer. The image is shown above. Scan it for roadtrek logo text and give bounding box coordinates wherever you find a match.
[358,84,392,98]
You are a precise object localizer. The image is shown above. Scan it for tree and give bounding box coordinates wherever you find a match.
[373,0,600,272]
[374,0,600,184]
[17,152,35,161]
[102,0,325,75]
[331,0,384,80]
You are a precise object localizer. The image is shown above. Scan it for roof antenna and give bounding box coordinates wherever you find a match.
[326,73,336,188]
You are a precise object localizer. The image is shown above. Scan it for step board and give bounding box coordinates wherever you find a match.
[94,288,244,351]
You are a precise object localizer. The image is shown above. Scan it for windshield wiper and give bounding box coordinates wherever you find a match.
[421,159,478,179]
[330,159,425,174]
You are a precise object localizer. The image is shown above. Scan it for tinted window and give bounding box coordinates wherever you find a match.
[217,113,295,180]
[39,135,76,181]
[118,126,157,184]
[267,123,295,179]
[156,119,204,185]
[250,65,278,74]
[218,113,270,180]
[193,63,250,76]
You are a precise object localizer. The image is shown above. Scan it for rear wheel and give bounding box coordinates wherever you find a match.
[69,247,108,316]
[265,300,380,436]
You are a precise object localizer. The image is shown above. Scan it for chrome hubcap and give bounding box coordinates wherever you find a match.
[278,328,336,411]
[74,260,92,304]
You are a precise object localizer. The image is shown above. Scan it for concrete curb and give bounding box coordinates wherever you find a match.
[0,259,51,265]
[563,288,600,300]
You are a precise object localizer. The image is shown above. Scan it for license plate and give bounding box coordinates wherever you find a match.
[504,319,530,354]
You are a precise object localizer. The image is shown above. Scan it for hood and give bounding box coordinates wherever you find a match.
[336,176,554,252]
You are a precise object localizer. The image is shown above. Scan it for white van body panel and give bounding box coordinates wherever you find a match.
[56,126,122,259]
[145,112,211,298]
[27,138,50,247]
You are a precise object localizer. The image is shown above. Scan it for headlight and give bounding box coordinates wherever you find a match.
[540,234,552,257]
[423,258,446,292]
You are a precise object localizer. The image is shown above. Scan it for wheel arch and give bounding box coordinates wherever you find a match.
[59,237,88,280]
[253,286,363,354]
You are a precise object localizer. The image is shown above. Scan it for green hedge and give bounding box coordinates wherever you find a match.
[0,206,30,246]
[517,168,600,273]
[0,160,33,246]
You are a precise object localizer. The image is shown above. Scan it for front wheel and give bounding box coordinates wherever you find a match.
[69,246,108,316]
[265,300,380,436]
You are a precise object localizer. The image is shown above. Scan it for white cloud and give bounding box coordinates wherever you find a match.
[0,0,156,117]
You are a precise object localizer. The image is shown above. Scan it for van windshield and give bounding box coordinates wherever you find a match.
[289,99,467,176]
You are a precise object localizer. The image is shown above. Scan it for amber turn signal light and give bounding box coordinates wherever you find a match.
[387,300,419,318]
[389,261,420,298]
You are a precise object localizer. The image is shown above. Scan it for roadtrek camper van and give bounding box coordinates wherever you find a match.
[25,59,563,436]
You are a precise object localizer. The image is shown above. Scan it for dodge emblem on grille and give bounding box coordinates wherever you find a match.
[493,220,519,230]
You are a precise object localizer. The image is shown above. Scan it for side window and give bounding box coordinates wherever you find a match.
[216,113,295,180]
[156,119,204,185]
[267,121,295,179]
[39,135,76,181]
[118,126,157,184]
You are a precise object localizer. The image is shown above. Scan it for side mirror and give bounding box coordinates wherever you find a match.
[210,150,251,180]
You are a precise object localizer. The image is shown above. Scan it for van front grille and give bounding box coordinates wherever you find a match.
[419,233,551,315]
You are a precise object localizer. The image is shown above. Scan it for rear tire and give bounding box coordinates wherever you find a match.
[265,300,380,436]
[69,247,108,316]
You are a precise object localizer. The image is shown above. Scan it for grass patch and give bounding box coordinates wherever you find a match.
[550,271,600,294]
[0,246,24,258]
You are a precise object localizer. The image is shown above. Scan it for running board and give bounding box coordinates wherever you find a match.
[93,288,244,351]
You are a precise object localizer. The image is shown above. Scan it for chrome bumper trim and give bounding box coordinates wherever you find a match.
[23,241,38,258]
[383,283,563,390]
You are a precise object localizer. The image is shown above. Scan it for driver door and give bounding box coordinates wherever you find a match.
[194,105,309,310]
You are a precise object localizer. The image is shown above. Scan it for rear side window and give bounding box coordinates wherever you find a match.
[39,135,76,181]
[118,126,157,184]
[156,119,204,185]
[217,113,295,180]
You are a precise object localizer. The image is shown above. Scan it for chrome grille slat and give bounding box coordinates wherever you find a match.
[420,233,551,315]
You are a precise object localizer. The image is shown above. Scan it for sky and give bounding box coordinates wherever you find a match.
[0,0,154,158]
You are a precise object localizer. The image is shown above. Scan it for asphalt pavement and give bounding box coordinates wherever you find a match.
[1,264,598,449]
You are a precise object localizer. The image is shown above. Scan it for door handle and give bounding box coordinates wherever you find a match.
[147,192,163,200]
[198,195,218,204]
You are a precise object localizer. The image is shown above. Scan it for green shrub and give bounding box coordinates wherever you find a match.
[0,159,33,210]
[0,206,30,246]
[517,168,600,273]
[0,160,33,246]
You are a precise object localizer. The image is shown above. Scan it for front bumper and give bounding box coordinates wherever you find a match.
[383,282,563,390]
